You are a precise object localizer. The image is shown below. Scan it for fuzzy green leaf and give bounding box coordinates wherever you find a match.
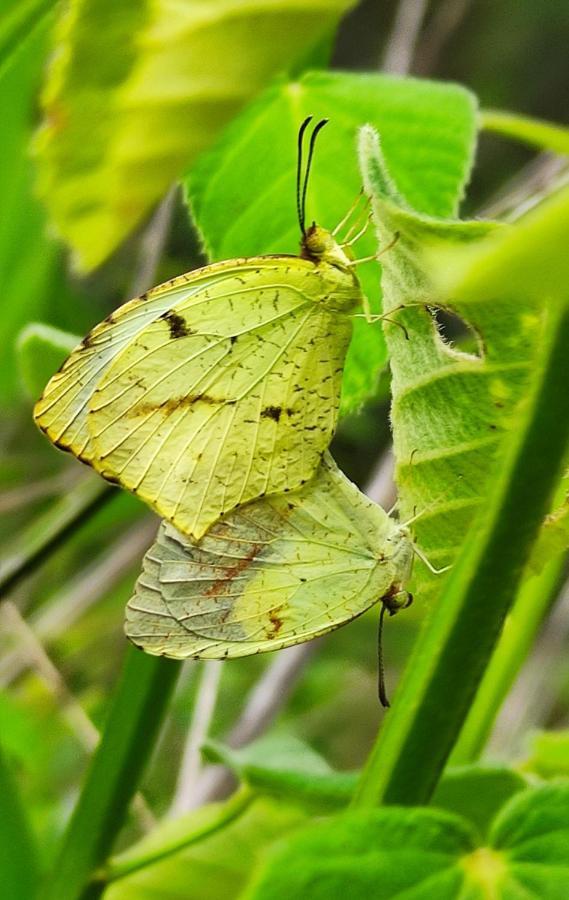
[186,71,477,414]
[243,807,478,900]
[243,784,569,900]
[359,125,542,601]
[34,0,357,271]
[352,141,569,807]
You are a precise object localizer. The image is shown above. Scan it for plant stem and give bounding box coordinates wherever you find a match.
[480,109,569,155]
[41,647,181,900]
[450,553,566,764]
[0,741,41,899]
[0,476,113,599]
[351,301,569,808]
[103,787,253,884]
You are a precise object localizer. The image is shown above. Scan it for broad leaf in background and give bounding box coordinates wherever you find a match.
[359,126,541,602]
[203,736,357,810]
[186,71,477,415]
[243,784,569,900]
[0,9,87,409]
[431,765,527,837]
[17,323,79,400]
[105,795,309,900]
[34,0,357,271]
[0,0,52,77]
[523,731,569,780]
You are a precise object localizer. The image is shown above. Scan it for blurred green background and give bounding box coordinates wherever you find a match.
[1,0,567,859]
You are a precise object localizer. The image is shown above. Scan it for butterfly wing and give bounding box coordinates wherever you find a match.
[88,258,355,538]
[126,456,411,658]
[33,264,248,464]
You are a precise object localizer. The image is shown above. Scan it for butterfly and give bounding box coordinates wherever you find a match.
[34,118,372,539]
[126,453,414,704]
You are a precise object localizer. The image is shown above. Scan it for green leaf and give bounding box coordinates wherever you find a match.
[489,784,569,897]
[17,322,80,399]
[105,794,309,900]
[432,766,527,837]
[352,138,569,806]
[481,109,569,155]
[358,125,547,602]
[528,496,569,574]
[0,0,52,76]
[0,740,41,899]
[35,0,357,271]
[243,785,569,900]
[523,731,569,780]
[242,807,478,900]
[186,70,477,414]
[203,736,356,810]
[0,6,83,409]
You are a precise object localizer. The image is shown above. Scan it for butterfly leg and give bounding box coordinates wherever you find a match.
[412,544,452,576]
[331,189,367,237]
[342,212,372,247]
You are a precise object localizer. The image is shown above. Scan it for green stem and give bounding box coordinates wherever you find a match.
[450,553,566,764]
[352,301,569,808]
[102,787,253,885]
[480,109,569,155]
[0,741,41,899]
[42,647,181,900]
[0,477,113,599]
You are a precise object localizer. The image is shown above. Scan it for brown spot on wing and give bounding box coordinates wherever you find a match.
[268,607,284,637]
[261,405,282,422]
[205,542,264,598]
[131,393,234,416]
[160,310,191,339]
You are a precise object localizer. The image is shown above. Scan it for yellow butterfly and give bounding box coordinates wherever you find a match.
[34,118,371,539]
[126,452,414,704]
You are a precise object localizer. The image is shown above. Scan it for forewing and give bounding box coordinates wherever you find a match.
[126,457,404,659]
[89,260,353,538]
[33,264,248,463]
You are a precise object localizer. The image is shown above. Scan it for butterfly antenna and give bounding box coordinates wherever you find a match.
[296,116,313,236]
[378,603,390,708]
[300,118,329,235]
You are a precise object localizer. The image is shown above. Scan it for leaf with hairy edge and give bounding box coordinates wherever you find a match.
[34,0,357,271]
[358,126,541,602]
[186,71,478,415]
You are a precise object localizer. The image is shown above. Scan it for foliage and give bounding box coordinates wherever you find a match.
[34,0,357,270]
[185,71,477,415]
[1,2,569,900]
[244,784,569,899]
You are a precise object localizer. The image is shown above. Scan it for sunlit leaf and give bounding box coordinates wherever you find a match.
[35,0,357,270]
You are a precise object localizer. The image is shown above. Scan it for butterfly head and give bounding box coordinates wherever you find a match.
[300,223,354,270]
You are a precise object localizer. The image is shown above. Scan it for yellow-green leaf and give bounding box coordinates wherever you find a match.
[34,0,357,270]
